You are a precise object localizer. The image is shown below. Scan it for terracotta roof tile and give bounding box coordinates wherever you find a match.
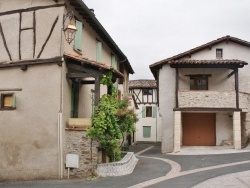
[129,79,157,88]
[150,35,250,69]
[64,53,123,77]
[169,59,247,65]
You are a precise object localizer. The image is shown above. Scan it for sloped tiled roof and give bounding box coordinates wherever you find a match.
[129,79,157,89]
[149,35,250,78]
[150,35,250,69]
[169,59,247,66]
[64,53,123,77]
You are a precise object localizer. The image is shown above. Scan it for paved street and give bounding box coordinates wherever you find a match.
[1,143,250,188]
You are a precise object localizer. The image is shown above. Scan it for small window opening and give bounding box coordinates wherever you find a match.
[146,106,152,117]
[1,93,16,110]
[216,49,223,59]
[143,89,153,95]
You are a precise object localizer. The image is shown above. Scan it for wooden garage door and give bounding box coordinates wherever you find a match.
[182,113,216,146]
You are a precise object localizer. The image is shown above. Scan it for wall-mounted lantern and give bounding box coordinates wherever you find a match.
[63,11,77,44]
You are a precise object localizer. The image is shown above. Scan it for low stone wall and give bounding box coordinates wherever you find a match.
[96,152,138,177]
[64,130,100,178]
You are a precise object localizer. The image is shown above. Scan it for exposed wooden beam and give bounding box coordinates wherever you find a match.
[174,107,242,112]
[67,73,97,78]
[170,64,243,69]
[0,4,65,16]
[67,63,101,75]
[235,68,239,109]
[0,56,62,68]
[81,80,95,85]
[94,76,100,106]
[175,68,179,108]
[228,70,236,78]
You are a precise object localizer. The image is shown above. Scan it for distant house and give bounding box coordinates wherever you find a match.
[150,36,250,153]
[0,0,134,181]
[129,80,162,142]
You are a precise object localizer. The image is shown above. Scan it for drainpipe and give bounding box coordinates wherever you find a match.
[58,112,63,179]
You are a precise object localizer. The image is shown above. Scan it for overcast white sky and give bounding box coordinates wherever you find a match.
[84,0,250,80]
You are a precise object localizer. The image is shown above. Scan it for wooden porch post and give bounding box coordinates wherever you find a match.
[176,68,179,108]
[94,75,100,106]
[235,68,239,109]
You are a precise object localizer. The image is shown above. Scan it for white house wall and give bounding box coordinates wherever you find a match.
[135,104,162,142]
[179,68,234,91]
[159,65,176,152]
[159,40,250,152]
[215,113,233,145]
[180,41,250,93]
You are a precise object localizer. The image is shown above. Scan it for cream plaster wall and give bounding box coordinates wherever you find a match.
[216,113,233,145]
[159,65,175,152]
[0,4,64,63]
[0,0,60,12]
[180,41,250,94]
[179,68,234,91]
[0,64,61,181]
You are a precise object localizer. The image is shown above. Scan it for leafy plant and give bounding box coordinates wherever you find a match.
[87,71,137,162]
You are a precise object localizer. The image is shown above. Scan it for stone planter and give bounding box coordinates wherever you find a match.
[96,152,138,177]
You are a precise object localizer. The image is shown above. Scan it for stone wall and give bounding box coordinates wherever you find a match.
[179,91,236,108]
[65,130,100,178]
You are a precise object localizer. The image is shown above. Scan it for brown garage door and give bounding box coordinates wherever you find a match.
[182,113,216,146]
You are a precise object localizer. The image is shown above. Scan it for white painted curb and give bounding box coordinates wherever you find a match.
[96,152,138,177]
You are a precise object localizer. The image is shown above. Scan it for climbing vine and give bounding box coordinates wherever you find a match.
[87,71,137,162]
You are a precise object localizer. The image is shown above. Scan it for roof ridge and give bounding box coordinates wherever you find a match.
[150,35,250,69]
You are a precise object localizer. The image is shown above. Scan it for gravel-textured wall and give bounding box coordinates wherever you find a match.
[65,130,100,178]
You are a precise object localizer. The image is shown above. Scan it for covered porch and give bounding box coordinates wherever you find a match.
[64,53,123,129]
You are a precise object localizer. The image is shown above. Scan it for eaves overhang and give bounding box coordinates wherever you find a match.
[64,53,124,78]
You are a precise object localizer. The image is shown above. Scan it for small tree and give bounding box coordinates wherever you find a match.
[87,71,137,162]
[117,97,137,147]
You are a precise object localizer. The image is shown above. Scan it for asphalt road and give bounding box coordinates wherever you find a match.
[1,143,250,188]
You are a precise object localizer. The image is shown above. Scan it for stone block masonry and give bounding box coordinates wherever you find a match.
[65,130,100,178]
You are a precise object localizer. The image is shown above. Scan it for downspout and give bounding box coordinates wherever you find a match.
[58,9,65,179]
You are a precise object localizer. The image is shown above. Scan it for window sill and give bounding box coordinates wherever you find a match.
[0,107,16,111]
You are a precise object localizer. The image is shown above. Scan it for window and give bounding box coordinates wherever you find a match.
[74,20,83,52]
[70,82,80,118]
[1,93,16,110]
[96,40,102,62]
[111,54,116,68]
[143,126,151,138]
[142,89,153,95]
[190,76,208,90]
[142,106,157,118]
[146,106,152,117]
[216,48,223,59]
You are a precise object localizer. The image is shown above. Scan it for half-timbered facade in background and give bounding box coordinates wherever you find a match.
[129,80,162,142]
[150,36,250,153]
[0,0,134,181]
